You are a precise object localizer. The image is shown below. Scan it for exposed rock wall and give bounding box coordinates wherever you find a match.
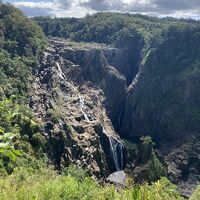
[120,28,200,197]
[122,28,200,143]
[30,38,127,177]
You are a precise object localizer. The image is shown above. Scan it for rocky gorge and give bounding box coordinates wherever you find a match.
[29,31,200,197]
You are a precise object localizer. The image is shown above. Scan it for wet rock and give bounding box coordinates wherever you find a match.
[96,124,126,173]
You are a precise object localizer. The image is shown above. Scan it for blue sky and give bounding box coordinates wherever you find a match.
[3,0,200,19]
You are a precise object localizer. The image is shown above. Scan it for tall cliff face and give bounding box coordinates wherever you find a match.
[30,30,200,195]
[120,26,200,196]
[122,27,200,143]
[30,38,127,176]
[58,41,127,127]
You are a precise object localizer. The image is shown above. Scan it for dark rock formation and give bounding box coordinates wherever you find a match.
[120,28,200,197]
[121,28,200,143]
[95,124,126,173]
[162,136,200,197]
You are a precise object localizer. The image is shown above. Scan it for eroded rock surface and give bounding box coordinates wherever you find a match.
[30,38,126,177]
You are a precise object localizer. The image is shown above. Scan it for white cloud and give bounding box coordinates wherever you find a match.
[13,1,53,9]
[11,0,200,19]
[12,1,95,17]
[13,1,55,17]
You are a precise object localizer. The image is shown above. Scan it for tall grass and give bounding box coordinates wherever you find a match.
[0,166,184,200]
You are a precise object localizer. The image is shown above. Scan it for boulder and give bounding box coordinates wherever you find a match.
[107,170,126,187]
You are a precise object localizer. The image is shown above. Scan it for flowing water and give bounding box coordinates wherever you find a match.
[56,62,66,80]
[103,127,125,171]
[78,95,90,122]
[55,60,90,122]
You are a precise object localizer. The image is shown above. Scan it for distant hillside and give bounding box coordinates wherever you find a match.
[34,13,200,45]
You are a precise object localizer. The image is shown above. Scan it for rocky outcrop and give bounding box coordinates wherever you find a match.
[107,170,126,187]
[56,39,127,128]
[30,38,126,177]
[162,136,200,197]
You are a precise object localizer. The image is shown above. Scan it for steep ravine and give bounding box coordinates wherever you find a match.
[31,36,200,197]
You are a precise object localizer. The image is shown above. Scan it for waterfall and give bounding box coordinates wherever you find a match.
[56,62,66,80]
[43,52,49,63]
[54,59,90,122]
[102,127,125,171]
[108,137,125,171]
[78,95,90,122]
[55,60,90,122]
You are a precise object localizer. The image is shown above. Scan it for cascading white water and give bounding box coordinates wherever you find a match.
[103,127,125,171]
[109,137,125,171]
[55,59,90,122]
[56,62,66,80]
[43,52,49,63]
[109,137,120,171]
[78,95,90,122]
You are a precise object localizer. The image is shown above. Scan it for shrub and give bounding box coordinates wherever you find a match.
[63,165,89,182]
[146,153,167,182]
[31,132,46,149]
[0,166,184,200]
[190,186,200,200]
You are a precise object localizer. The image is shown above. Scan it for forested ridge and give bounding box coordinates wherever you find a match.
[34,13,200,45]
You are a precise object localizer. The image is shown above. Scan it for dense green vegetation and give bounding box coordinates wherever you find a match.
[34,13,200,46]
[0,97,46,175]
[0,4,46,175]
[0,165,184,200]
[0,4,46,98]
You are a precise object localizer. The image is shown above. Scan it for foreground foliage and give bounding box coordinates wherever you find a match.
[0,4,46,174]
[190,186,200,200]
[0,166,184,200]
[0,97,45,175]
